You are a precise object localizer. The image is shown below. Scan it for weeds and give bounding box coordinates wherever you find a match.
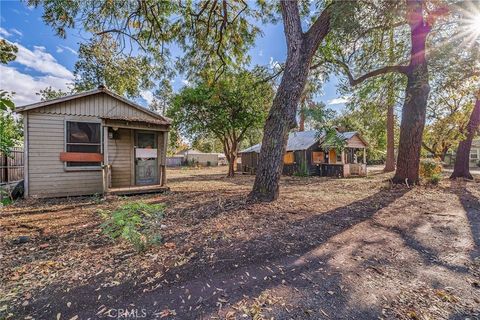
[99,201,166,252]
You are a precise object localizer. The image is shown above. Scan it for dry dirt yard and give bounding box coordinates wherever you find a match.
[1,167,479,320]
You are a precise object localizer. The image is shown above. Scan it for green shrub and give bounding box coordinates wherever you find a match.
[430,173,442,185]
[419,158,442,185]
[99,201,165,252]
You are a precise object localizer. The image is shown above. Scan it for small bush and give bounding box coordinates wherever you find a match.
[419,158,442,184]
[429,173,442,185]
[99,201,165,252]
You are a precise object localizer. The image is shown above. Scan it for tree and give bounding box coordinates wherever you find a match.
[149,79,174,116]
[250,1,349,201]
[73,35,153,97]
[168,70,273,177]
[0,39,17,64]
[332,0,450,184]
[0,91,22,154]
[30,0,355,201]
[36,86,69,101]
[0,40,21,154]
[451,91,480,179]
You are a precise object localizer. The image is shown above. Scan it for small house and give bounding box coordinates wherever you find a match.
[15,86,171,198]
[238,130,368,177]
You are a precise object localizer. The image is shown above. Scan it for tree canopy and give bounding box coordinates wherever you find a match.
[167,69,274,176]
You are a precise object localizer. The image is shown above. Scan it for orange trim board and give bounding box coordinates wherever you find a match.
[59,152,103,162]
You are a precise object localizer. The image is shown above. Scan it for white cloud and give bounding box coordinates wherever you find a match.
[62,45,77,55]
[14,42,74,79]
[327,97,350,105]
[140,90,154,105]
[56,45,77,55]
[182,79,191,87]
[0,27,12,37]
[0,65,71,106]
[10,28,22,36]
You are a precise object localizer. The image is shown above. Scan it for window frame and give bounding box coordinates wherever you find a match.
[470,150,479,160]
[284,151,295,165]
[64,119,103,171]
[311,151,324,164]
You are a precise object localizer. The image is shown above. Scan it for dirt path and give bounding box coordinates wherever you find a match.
[1,167,479,319]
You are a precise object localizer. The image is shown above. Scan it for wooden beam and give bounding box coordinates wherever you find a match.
[60,152,103,162]
[103,125,109,193]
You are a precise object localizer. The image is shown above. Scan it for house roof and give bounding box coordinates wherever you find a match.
[15,86,171,125]
[240,130,365,153]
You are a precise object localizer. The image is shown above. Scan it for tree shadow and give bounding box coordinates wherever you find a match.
[16,187,409,319]
[449,180,480,259]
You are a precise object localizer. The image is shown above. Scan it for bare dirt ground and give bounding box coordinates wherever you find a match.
[1,167,479,320]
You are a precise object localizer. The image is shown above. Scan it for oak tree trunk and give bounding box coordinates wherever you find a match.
[249,1,331,201]
[451,95,480,179]
[392,0,431,184]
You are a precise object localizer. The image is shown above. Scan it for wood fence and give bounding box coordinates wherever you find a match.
[1,147,24,184]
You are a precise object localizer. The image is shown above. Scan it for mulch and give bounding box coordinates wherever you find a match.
[1,167,479,319]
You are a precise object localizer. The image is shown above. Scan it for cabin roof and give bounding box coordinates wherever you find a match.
[240,130,365,153]
[15,86,171,125]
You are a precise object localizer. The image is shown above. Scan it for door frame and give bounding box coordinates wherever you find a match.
[133,130,159,186]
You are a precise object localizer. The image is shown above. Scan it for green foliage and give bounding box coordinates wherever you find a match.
[29,0,263,79]
[99,202,165,252]
[73,34,154,97]
[167,68,273,175]
[0,91,22,154]
[0,39,17,64]
[419,158,443,184]
[36,86,69,101]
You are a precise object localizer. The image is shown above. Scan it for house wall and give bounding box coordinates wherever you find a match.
[33,92,160,121]
[26,111,103,197]
[185,153,219,166]
[108,128,133,188]
[24,93,168,197]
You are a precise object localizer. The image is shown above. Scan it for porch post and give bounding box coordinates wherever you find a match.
[363,148,366,164]
[161,131,168,186]
[103,125,109,194]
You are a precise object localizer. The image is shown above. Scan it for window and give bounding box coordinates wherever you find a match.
[312,151,324,164]
[66,121,101,167]
[284,152,294,164]
[470,151,479,160]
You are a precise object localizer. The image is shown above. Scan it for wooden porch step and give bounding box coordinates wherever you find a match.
[108,185,170,196]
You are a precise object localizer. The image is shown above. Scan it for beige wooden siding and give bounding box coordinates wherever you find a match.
[34,92,159,122]
[108,128,132,188]
[27,112,103,197]
[346,135,366,148]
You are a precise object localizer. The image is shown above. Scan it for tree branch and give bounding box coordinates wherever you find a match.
[334,59,408,86]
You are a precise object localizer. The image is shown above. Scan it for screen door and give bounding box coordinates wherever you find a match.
[135,131,158,185]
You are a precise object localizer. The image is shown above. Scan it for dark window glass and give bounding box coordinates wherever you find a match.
[67,122,100,143]
[66,121,101,168]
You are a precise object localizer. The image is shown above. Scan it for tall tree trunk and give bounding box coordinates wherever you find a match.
[392,0,431,184]
[299,104,305,132]
[451,94,480,179]
[227,154,236,177]
[249,1,331,201]
[384,30,396,172]
[384,88,396,172]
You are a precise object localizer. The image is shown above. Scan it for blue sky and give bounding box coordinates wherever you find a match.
[0,1,346,110]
